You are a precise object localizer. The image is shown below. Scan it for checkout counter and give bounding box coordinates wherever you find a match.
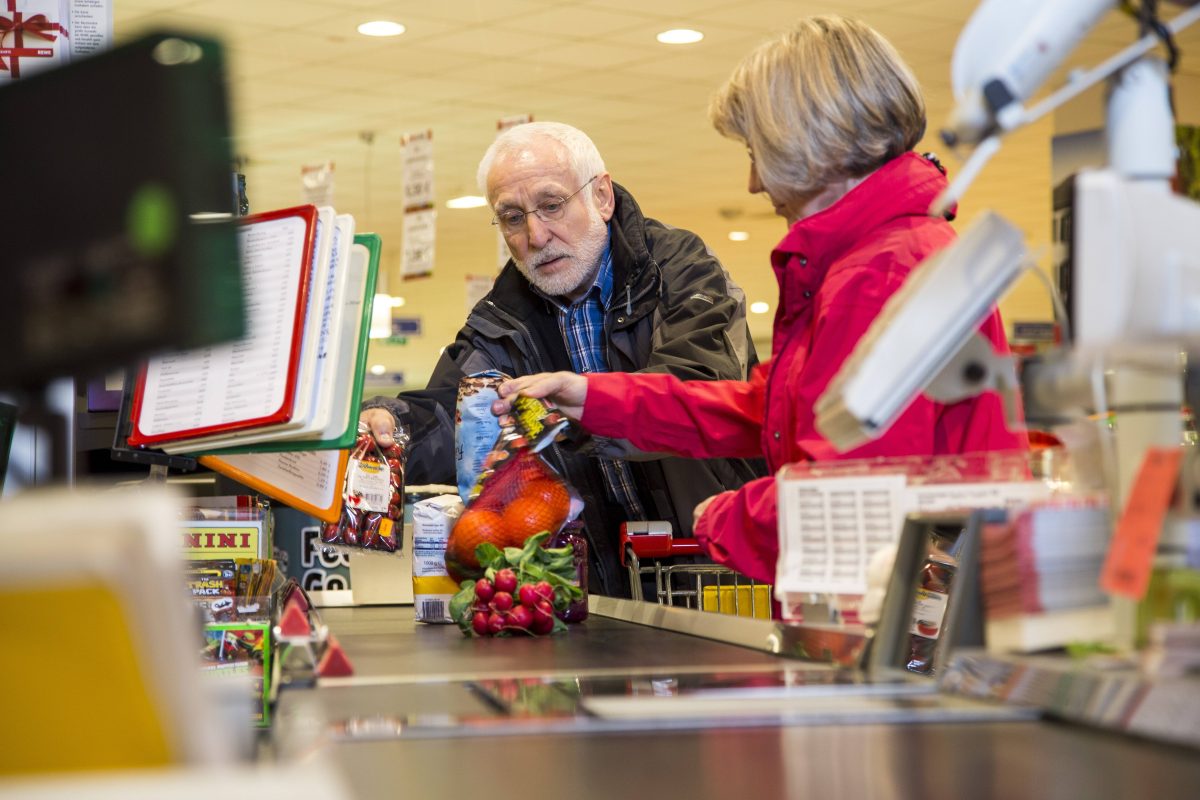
[3,26,1199,800]
[269,600,1200,799]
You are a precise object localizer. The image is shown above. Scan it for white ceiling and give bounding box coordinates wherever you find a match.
[113,0,1200,386]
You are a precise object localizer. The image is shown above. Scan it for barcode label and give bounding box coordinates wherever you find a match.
[419,599,448,622]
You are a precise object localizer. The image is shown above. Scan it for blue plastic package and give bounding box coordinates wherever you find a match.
[454,371,508,503]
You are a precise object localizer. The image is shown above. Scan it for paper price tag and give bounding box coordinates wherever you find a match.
[1100,447,1182,599]
[347,459,390,512]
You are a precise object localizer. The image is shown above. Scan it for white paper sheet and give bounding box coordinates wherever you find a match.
[137,215,309,437]
[215,450,340,512]
[315,240,369,440]
[776,475,1053,595]
[69,0,112,59]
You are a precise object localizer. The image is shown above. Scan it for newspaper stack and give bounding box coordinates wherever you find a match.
[980,503,1110,618]
[1143,622,1200,678]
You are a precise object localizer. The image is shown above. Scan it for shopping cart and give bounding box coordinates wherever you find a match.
[619,521,771,619]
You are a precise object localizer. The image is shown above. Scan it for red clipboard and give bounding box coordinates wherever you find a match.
[127,205,319,447]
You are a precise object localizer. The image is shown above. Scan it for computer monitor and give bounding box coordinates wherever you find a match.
[0,31,244,389]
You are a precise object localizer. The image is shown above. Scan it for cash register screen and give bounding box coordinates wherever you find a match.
[0,31,244,388]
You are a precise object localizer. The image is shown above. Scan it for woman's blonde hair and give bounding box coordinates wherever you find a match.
[710,15,925,203]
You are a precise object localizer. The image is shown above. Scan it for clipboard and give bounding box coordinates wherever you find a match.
[127,205,319,447]
[180,232,382,455]
[198,449,349,523]
[157,209,345,452]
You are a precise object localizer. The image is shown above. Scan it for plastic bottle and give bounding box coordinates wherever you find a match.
[549,521,588,622]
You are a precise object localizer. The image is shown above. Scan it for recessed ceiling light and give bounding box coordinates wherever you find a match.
[357,20,405,37]
[728,231,750,241]
[370,364,387,376]
[656,29,703,45]
[446,195,487,209]
[750,301,770,314]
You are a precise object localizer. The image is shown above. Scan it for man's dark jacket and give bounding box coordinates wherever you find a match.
[366,183,765,596]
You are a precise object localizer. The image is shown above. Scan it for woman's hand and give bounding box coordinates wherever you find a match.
[693,494,719,527]
[360,407,398,448]
[491,371,588,421]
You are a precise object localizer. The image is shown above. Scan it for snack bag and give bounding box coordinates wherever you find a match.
[455,371,507,503]
[322,422,410,553]
[411,494,465,623]
[186,560,238,622]
[445,395,579,581]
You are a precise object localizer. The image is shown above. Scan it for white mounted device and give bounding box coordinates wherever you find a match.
[815,212,1027,451]
[817,1,1200,460]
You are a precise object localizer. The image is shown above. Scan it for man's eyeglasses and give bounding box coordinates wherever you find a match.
[491,175,598,232]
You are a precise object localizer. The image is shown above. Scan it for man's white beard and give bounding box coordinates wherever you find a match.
[514,205,608,300]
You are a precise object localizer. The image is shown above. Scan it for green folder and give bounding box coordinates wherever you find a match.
[193,233,381,455]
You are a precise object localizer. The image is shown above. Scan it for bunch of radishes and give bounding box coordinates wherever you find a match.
[449,532,584,637]
[469,568,558,636]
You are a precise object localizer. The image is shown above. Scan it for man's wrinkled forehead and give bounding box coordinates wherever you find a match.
[487,139,573,201]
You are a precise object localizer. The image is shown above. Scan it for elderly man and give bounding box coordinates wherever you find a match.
[361,121,762,596]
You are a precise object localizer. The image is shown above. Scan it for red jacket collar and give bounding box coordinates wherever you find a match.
[770,152,950,296]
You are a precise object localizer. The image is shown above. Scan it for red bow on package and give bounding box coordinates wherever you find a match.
[0,6,65,77]
[0,13,61,42]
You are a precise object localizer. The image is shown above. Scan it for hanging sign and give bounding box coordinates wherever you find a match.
[300,161,335,207]
[401,129,435,279]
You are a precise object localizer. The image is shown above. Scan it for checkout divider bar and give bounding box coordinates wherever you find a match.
[589,595,872,667]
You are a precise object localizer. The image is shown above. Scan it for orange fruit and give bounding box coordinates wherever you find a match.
[523,479,570,516]
[501,483,570,547]
[445,508,506,581]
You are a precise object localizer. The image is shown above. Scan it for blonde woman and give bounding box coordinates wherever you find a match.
[495,16,1026,586]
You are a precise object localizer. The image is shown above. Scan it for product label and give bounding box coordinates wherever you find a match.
[413,543,450,578]
[412,576,460,594]
[909,588,949,639]
[414,595,453,623]
[347,459,390,512]
[180,521,263,560]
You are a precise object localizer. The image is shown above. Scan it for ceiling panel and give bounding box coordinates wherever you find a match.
[104,0,1200,385]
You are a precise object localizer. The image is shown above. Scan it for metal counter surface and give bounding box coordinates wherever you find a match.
[275,606,1200,800]
[326,721,1200,800]
[313,604,793,684]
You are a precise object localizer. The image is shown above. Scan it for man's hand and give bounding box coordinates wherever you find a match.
[492,371,587,421]
[360,407,398,447]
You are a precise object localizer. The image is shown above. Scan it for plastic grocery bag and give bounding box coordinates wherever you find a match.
[444,396,581,580]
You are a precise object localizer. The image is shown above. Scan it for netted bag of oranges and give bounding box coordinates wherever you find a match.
[444,396,579,581]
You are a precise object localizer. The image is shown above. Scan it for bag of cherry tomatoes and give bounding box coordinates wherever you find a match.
[322,422,410,553]
[444,396,581,581]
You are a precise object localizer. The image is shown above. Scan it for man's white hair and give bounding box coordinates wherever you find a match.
[476,121,607,198]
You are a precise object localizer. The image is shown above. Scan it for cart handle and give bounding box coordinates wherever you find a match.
[619,521,703,564]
